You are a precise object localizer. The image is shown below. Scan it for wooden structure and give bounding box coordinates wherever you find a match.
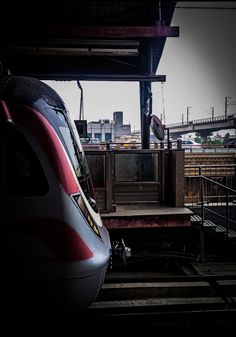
[85,148,193,229]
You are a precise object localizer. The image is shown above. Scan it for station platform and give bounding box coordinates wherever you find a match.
[101,204,193,229]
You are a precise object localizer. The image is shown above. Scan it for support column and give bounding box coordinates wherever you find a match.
[139,40,153,149]
[198,130,212,144]
[140,81,152,149]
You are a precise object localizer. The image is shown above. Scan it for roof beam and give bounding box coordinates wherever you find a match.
[47,24,179,39]
[75,75,166,82]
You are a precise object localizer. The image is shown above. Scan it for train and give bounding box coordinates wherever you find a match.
[0,75,111,312]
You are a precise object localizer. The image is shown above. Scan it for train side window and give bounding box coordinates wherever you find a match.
[6,132,49,196]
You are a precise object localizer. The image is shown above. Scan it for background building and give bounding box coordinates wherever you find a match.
[87,111,131,142]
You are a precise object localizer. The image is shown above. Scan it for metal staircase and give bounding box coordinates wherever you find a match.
[191,214,236,239]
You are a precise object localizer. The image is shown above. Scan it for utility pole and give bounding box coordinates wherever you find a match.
[77,81,84,120]
[224,97,231,119]
[182,113,184,125]
[187,106,191,124]
[210,107,214,120]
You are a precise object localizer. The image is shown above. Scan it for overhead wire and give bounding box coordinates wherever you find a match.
[175,6,236,10]
[161,82,166,124]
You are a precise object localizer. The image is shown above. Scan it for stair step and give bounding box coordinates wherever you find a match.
[225,229,236,238]
[191,214,236,238]
[191,215,202,222]
[215,225,227,233]
[203,220,216,228]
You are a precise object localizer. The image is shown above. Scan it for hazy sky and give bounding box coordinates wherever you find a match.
[45,2,236,132]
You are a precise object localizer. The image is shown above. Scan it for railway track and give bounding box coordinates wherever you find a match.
[82,265,236,328]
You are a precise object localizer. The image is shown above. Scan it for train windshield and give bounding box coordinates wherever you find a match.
[51,108,97,211]
[50,109,84,177]
[59,126,82,178]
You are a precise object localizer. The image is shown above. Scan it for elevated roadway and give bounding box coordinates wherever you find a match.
[167,114,236,139]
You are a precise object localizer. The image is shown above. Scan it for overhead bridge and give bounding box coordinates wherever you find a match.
[167,114,236,139]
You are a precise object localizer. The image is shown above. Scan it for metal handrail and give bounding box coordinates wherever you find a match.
[197,175,236,193]
[184,163,236,262]
[185,174,236,231]
[185,165,236,185]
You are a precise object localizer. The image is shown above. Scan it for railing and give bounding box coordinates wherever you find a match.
[184,164,236,244]
[185,164,236,192]
[167,114,235,128]
[83,141,236,153]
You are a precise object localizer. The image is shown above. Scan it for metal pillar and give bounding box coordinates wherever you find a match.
[198,130,211,144]
[140,81,152,149]
[199,172,206,263]
[210,107,214,120]
[139,40,153,149]
[186,106,191,124]
[225,96,231,119]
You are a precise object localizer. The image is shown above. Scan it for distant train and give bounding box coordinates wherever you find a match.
[0,75,111,312]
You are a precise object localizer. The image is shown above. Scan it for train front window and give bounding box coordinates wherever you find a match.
[50,109,85,178]
[51,109,97,210]
[59,126,82,178]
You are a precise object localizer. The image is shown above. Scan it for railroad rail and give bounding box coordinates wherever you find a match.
[82,267,236,328]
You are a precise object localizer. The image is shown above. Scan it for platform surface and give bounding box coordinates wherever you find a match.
[101,204,193,229]
[101,204,193,218]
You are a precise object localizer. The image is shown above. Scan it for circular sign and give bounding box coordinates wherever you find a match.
[150,115,165,141]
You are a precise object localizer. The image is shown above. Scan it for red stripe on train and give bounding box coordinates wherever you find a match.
[12,103,80,194]
[7,218,93,261]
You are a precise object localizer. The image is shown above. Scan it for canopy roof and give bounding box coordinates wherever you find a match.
[0,1,178,80]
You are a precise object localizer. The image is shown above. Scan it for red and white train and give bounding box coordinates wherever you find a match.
[0,75,111,312]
